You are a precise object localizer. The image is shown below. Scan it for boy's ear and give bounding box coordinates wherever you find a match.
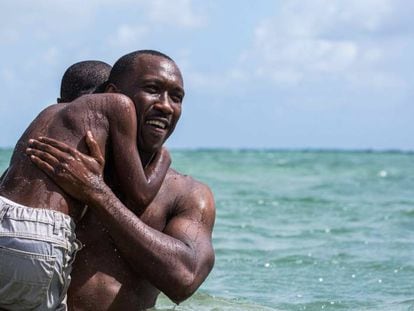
[105,83,119,93]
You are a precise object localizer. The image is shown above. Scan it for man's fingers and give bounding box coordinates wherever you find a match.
[37,136,77,157]
[86,131,104,165]
[26,146,60,167]
[28,139,70,162]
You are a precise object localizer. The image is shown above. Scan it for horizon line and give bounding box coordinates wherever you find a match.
[1,146,413,154]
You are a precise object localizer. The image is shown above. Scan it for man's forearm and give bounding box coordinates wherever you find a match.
[86,185,200,302]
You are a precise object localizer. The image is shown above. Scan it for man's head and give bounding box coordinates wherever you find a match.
[106,50,185,154]
[58,60,112,103]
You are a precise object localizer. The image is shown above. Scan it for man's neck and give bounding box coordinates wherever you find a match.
[140,150,156,168]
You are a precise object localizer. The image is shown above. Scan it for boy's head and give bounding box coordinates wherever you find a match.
[58,60,112,103]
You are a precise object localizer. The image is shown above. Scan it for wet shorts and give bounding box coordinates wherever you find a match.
[0,196,81,311]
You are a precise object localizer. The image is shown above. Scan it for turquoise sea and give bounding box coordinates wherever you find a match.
[1,149,413,311]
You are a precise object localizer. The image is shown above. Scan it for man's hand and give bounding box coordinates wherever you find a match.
[26,131,106,204]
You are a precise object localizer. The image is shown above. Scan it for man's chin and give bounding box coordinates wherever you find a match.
[139,129,171,153]
[139,139,165,154]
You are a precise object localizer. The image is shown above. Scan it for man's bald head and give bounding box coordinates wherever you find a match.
[59,60,112,103]
[107,50,176,89]
[104,50,184,154]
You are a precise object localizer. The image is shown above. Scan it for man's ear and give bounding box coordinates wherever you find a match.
[57,97,62,103]
[105,83,119,93]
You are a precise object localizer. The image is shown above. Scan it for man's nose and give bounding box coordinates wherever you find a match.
[155,93,174,114]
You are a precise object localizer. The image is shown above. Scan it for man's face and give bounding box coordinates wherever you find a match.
[121,54,185,154]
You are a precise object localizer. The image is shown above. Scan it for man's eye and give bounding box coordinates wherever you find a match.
[144,85,158,93]
[171,96,182,103]
[170,93,183,103]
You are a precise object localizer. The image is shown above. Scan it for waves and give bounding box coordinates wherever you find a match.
[1,149,413,310]
[172,150,414,310]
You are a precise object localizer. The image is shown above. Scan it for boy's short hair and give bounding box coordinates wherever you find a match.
[58,60,112,103]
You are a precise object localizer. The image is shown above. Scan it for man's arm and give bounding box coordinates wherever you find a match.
[26,134,215,303]
[87,178,215,303]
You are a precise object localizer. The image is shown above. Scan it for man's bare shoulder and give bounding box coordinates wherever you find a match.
[165,168,211,193]
[164,168,215,219]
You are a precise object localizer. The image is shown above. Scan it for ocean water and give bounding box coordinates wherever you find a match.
[1,149,413,311]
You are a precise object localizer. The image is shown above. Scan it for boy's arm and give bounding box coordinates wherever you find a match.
[105,94,170,210]
[27,94,169,211]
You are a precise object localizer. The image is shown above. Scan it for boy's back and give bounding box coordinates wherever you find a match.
[0,93,117,310]
[1,93,130,221]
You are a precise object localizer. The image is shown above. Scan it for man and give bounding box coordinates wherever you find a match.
[26,50,216,310]
[0,60,112,182]
[0,52,170,310]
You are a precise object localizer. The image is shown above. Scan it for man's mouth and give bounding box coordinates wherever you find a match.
[145,119,169,130]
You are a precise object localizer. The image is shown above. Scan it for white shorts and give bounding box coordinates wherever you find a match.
[0,196,81,310]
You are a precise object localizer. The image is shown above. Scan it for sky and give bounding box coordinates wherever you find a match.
[1,0,413,150]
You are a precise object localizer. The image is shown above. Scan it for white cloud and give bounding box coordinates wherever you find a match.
[238,0,410,88]
[109,24,149,49]
[0,0,204,47]
[147,0,206,28]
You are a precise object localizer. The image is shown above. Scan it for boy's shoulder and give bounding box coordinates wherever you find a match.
[65,94,135,119]
[71,93,133,107]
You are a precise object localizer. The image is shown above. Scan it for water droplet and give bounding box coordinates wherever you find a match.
[264,262,270,268]
[324,228,331,233]
[394,269,399,273]
[378,279,382,283]
[351,274,356,278]
[297,294,302,298]
[319,277,324,282]
[378,170,387,178]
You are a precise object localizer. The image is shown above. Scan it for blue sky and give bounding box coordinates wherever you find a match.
[1,0,413,150]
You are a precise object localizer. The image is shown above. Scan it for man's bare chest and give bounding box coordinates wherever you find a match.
[138,199,170,231]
